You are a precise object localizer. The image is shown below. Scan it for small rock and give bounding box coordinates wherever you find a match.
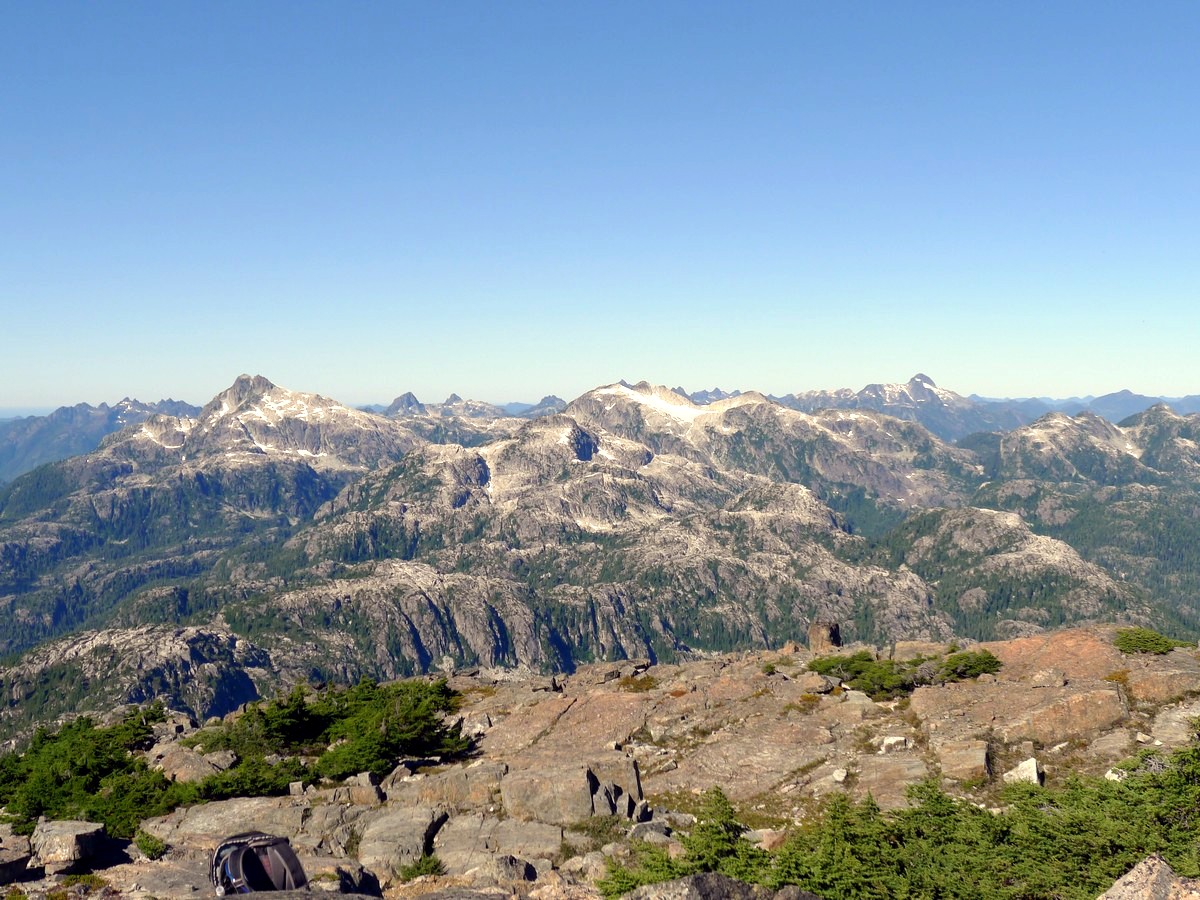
[1002,757,1044,786]
[1030,669,1066,688]
[832,768,848,783]
[878,736,909,753]
[203,749,238,771]
[474,853,537,882]
[629,821,670,842]
[746,829,788,851]
[1105,769,1128,782]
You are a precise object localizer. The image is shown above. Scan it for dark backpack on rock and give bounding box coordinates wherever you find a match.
[210,832,308,894]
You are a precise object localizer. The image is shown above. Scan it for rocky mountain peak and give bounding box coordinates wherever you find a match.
[200,374,278,420]
[384,392,426,417]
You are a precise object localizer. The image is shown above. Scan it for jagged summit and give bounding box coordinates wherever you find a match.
[197,374,277,421]
[385,391,426,417]
[673,386,744,405]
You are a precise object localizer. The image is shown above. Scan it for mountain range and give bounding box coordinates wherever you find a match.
[1,373,1199,735]
[5,375,1198,488]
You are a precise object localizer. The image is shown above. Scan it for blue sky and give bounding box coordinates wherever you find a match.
[2,2,1197,411]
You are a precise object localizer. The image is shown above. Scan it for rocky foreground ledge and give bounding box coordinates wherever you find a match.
[4,624,1200,898]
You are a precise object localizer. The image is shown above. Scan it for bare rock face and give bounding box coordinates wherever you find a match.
[500,763,634,826]
[356,806,447,884]
[936,739,990,782]
[807,622,841,654]
[1,625,272,731]
[0,844,30,886]
[434,815,563,876]
[1099,854,1200,899]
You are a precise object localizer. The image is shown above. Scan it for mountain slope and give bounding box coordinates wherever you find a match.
[0,398,201,484]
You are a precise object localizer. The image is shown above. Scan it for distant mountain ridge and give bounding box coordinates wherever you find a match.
[5,375,1198,485]
[0,398,201,484]
[777,374,1200,441]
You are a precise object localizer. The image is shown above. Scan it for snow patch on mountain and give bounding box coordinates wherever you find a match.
[594,383,707,422]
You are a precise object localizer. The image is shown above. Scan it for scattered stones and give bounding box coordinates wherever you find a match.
[878,735,910,753]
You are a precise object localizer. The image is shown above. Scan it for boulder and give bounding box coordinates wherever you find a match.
[152,743,220,783]
[433,814,562,875]
[31,819,106,874]
[356,805,446,882]
[203,748,239,771]
[141,796,309,851]
[746,829,788,852]
[855,756,929,809]
[790,671,834,694]
[936,740,990,782]
[501,766,597,825]
[1002,757,1044,786]
[625,872,772,899]
[808,622,841,654]
[0,844,31,886]
[1098,854,1200,899]
[470,853,537,883]
[388,760,508,810]
[299,856,382,896]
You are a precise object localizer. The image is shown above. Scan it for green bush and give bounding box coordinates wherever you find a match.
[397,853,446,881]
[0,677,469,839]
[0,709,191,838]
[1114,627,1191,655]
[604,740,1200,899]
[808,648,1003,700]
[938,649,1002,680]
[134,828,168,860]
[190,677,469,781]
[60,875,107,891]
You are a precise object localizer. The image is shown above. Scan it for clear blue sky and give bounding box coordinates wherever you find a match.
[2,1,1197,411]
